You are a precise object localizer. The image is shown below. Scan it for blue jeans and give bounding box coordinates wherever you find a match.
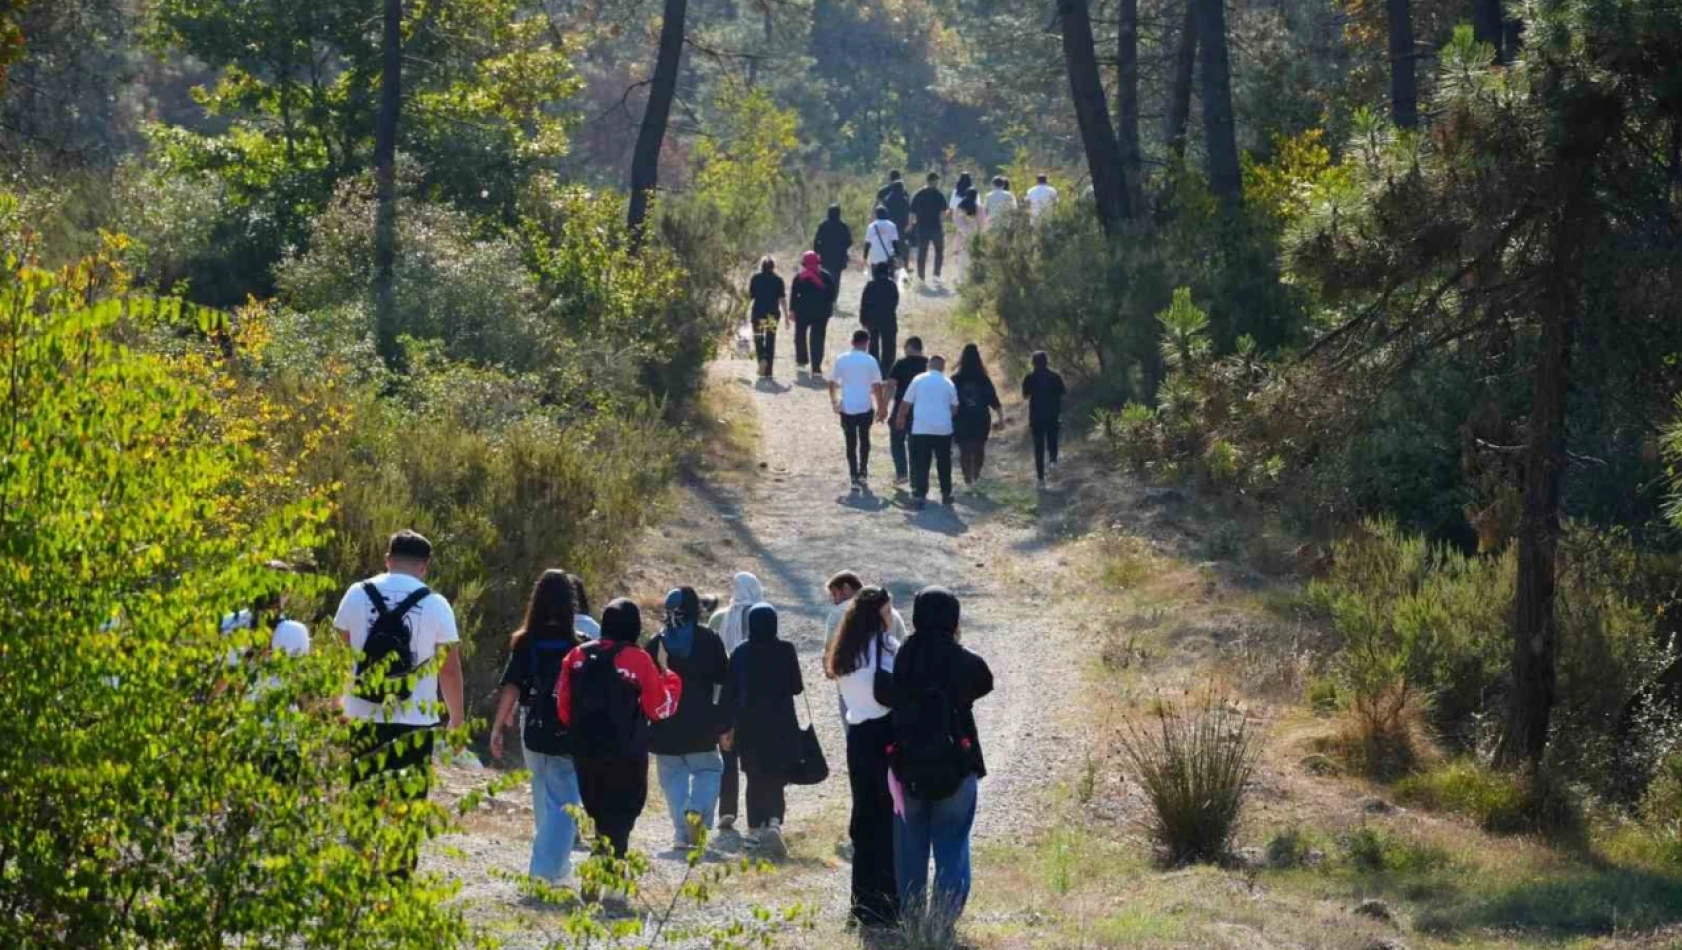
[655,750,724,840]
[525,747,581,882]
[894,774,978,924]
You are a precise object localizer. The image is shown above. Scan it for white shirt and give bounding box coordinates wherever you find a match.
[864,219,900,265]
[334,572,459,725]
[1025,183,1059,218]
[838,634,900,725]
[983,189,1017,224]
[903,370,959,436]
[832,349,883,415]
[825,598,908,650]
[575,614,601,640]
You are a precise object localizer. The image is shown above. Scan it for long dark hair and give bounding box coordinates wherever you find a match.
[955,172,973,194]
[825,586,892,678]
[953,342,990,384]
[510,569,578,649]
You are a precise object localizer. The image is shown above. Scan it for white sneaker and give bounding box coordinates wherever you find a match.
[718,815,736,833]
[760,819,787,858]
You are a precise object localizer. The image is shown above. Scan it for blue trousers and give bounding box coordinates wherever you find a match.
[525,747,581,882]
[655,750,724,841]
[894,774,978,925]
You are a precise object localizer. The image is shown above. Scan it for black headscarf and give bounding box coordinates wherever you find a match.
[747,602,778,643]
[827,203,843,222]
[912,586,960,638]
[600,598,643,643]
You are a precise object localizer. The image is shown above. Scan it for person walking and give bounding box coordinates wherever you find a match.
[722,603,803,857]
[1022,350,1067,486]
[877,171,912,268]
[858,261,900,376]
[747,256,787,380]
[881,337,929,487]
[982,176,1017,230]
[707,571,764,834]
[823,571,909,652]
[831,329,889,492]
[949,172,973,214]
[490,570,583,884]
[790,250,835,378]
[813,204,853,305]
[896,354,959,509]
[556,598,682,858]
[910,172,948,284]
[949,175,979,275]
[647,587,730,852]
[863,205,900,277]
[826,586,902,929]
[1024,173,1059,220]
[890,586,993,934]
[951,344,1004,488]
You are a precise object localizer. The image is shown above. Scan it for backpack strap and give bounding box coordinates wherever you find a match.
[390,586,432,619]
[361,581,389,616]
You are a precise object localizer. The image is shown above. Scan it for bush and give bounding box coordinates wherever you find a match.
[1118,693,1260,866]
[1395,760,1532,832]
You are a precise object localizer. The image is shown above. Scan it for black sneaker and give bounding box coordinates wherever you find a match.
[912,497,927,511]
[942,494,955,507]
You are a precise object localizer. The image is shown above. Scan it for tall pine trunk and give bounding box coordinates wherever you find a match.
[1117,0,1144,208]
[1059,0,1132,232]
[372,0,402,371]
[627,0,688,245]
[1196,0,1241,205]
[1165,0,1197,159]
[1387,0,1417,128]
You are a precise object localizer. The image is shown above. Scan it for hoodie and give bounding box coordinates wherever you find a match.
[723,603,804,776]
[877,180,911,231]
[647,588,728,756]
[858,266,900,331]
[892,587,994,779]
[813,205,853,272]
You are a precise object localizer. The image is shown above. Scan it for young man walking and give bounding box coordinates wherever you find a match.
[982,176,1017,230]
[910,172,949,284]
[1021,350,1067,486]
[858,261,900,376]
[896,354,959,509]
[884,337,929,486]
[863,206,900,276]
[831,329,889,492]
[877,171,912,267]
[1024,174,1059,220]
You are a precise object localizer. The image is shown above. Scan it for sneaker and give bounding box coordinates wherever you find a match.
[912,498,927,511]
[760,819,787,858]
[942,494,956,507]
[850,478,862,493]
[1037,476,1047,489]
[717,815,737,833]
[1050,459,1060,471]
[894,474,908,486]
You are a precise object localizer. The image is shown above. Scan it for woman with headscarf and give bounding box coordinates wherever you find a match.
[646,587,730,851]
[707,572,764,832]
[826,586,901,928]
[890,586,993,934]
[951,343,1004,488]
[556,598,682,858]
[721,602,803,856]
[789,249,836,378]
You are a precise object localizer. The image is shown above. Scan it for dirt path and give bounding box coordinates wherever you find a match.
[433,268,1093,945]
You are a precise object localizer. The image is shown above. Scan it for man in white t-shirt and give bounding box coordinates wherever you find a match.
[982,176,1017,230]
[1025,174,1059,220]
[863,205,900,269]
[830,329,888,491]
[335,529,464,803]
[895,354,959,509]
[821,570,910,725]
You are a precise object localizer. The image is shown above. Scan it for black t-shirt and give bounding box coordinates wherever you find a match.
[859,276,900,330]
[911,186,948,232]
[500,632,577,752]
[953,373,1000,440]
[748,272,785,318]
[889,354,929,416]
[1021,367,1066,424]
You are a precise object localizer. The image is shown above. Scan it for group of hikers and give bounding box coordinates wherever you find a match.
[321,530,995,935]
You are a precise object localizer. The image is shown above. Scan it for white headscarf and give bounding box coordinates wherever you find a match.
[717,571,764,654]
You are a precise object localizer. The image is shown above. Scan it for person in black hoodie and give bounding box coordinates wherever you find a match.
[1021,350,1067,485]
[890,586,993,931]
[877,171,912,266]
[789,251,836,377]
[647,588,730,851]
[858,261,900,377]
[812,204,853,303]
[722,602,803,856]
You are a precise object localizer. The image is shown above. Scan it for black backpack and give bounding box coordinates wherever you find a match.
[569,642,645,757]
[352,582,430,704]
[891,680,971,801]
[521,639,574,757]
[885,187,911,225]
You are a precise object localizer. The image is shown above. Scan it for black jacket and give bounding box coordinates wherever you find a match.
[878,181,911,231]
[723,606,804,776]
[790,269,836,322]
[814,215,852,272]
[646,624,729,756]
[859,274,900,330]
[892,631,994,779]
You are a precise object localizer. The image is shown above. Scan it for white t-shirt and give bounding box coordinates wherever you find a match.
[864,219,900,265]
[832,349,883,415]
[824,598,908,649]
[983,189,1017,223]
[903,370,959,436]
[1026,183,1059,218]
[334,572,459,726]
[838,633,900,725]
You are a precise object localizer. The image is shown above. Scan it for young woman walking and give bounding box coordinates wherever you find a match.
[647,587,730,851]
[826,586,901,929]
[490,570,583,884]
[722,602,803,856]
[951,343,1004,487]
[707,572,765,833]
[747,256,787,379]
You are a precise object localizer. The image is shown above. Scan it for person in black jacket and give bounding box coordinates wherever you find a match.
[813,204,853,303]
[891,586,993,932]
[790,251,836,377]
[858,262,900,376]
[910,172,948,283]
[1021,350,1067,485]
[884,337,929,485]
[647,587,730,851]
[951,343,1004,487]
[722,602,803,856]
[877,171,912,266]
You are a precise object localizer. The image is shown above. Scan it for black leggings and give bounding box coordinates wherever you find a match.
[843,411,874,479]
[958,437,989,485]
[576,752,648,857]
[745,770,787,828]
[1032,421,1061,478]
[848,716,899,926]
[752,313,778,374]
[868,321,898,378]
[794,315,830,370]
[916,227,945,280]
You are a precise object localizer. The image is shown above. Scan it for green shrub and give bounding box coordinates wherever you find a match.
[1118,693,1260,866]
[1395,760,1532,832]
[1337,827,1453,875]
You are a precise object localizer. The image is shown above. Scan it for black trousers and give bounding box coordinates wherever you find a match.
[752,313,777,374]
[910,434,954,501]
[958,437,989,485]
[745,769,787,828]
[794,315,829,371]
[848,716,899,926]
[1032,420,1061,479]
[843,411,874,479]
[576,752,649,857]
[868,320,898,378]
[720,749,740,819]
[891,423,911,480]
[916,227,945,280]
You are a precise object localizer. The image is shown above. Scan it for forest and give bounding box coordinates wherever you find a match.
[3,0,1682,946]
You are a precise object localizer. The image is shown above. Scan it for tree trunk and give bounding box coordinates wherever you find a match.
[1165,0,1197,159]
[1117,0,1144,208]
[627,0,688,245]
[1387,0,1417,128]
[1059,0,1133,233]
[372,0,402,371]
[1196,0,1241,205]
[1473,0,1504,62]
